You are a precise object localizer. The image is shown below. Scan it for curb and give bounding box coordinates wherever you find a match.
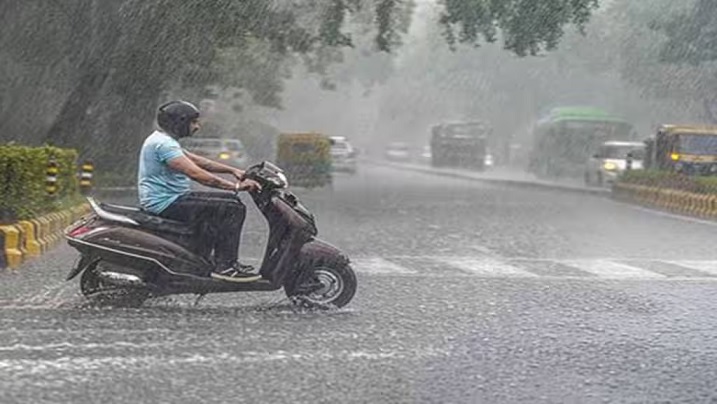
[613,183,717,221]
[0,225,23,269]
[1,203,91,270]
[18,220,42,257]
[375,160,610,197]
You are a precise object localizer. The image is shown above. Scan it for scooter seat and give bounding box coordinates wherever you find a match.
[100,203,193,236]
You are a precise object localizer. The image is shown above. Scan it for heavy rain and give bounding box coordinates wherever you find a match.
[2,0,717,403]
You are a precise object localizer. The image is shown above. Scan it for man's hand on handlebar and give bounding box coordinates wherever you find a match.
[232,169,246,181]
[235,178,262,193]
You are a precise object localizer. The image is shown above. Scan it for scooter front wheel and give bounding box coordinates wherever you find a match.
[285,255,357,309]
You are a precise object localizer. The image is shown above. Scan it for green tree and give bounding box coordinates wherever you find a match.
[439,0,598,55]
[2,0,603,180]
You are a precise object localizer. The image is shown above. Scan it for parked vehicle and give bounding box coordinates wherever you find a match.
[64,162,356,308]
[644,124,717,175]
[329,136,357,174]
[276,133,333,188]
[430,121,490,170]
[584,141,645,186]
[181,137,250,167]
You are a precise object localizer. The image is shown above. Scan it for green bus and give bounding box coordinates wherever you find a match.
[528,107,636,178]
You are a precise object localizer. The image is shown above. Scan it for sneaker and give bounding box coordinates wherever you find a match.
[211,263,261,283]
[235,262,259,275]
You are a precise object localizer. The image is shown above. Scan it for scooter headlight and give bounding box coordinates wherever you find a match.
[278,172,288,187]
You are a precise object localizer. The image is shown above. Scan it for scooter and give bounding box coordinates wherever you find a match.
[64,161,357,308]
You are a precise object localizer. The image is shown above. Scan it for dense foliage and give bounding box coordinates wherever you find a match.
[619,170,717,195]
[0,145,81,221]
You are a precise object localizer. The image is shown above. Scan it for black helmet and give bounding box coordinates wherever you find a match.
[157,100,200,138]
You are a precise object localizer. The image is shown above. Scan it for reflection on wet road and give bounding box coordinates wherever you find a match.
[3,164,717,403]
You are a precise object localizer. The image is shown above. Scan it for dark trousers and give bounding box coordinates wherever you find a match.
[160,191,246,269]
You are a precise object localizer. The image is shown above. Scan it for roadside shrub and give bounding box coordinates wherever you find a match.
[0,145,81,222]
[619,170,717,194]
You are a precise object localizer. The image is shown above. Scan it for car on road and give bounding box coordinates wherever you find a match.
[417,145,432,164]
[529,107,636,179]
[385,142,411,162]
[329,136,358,174]
[584,140,645,186]
[181,137,250,168]
[484,153,494,168]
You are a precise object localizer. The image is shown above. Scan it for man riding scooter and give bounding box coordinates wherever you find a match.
[138,100,262,282]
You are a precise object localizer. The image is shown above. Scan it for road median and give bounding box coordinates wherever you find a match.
[372,160,610,197]
[613,182,717,220]
[375,161,717,222]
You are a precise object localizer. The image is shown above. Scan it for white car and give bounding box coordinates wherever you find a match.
[585,141,645,186]
[385,142,411,162]
[330,136,358,174]
[181,137,251,168]
[417,145,432,164]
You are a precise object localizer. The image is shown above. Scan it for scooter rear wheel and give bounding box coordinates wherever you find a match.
[285,256,357,309]
[80,261,149,308]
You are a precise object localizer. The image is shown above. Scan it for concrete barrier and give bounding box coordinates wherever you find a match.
[1,203,89,270]
[0,225,23,269]
[18,220,42,258]
[613,183,717,220]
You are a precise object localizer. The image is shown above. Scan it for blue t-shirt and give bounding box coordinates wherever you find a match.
[138,131,190,213]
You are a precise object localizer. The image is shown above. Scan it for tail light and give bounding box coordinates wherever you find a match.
[67,224,93,238]
[66,218,103,239]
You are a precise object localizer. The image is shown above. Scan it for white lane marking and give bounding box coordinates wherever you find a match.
[668,261,717,276]
[439,257,538,277]
[0,341,168,352]
[351,257,416,274]
[562,260,666,279]
[0,348,450,375]
[349,256,717,279]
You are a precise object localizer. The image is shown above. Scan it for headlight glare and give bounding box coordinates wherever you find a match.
[603,162,618,171]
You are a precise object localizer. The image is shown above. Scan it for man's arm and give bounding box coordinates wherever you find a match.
[185,151,243,176]
[167,155,237,190]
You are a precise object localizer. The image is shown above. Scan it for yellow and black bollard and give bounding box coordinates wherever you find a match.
[79,160,94,195]
[46,159,59,196]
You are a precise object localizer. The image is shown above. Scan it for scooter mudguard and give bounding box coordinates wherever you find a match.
[77,226,212,277]
[299,238,350,266]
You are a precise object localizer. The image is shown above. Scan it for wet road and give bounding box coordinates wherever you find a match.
[2,164,717,403]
